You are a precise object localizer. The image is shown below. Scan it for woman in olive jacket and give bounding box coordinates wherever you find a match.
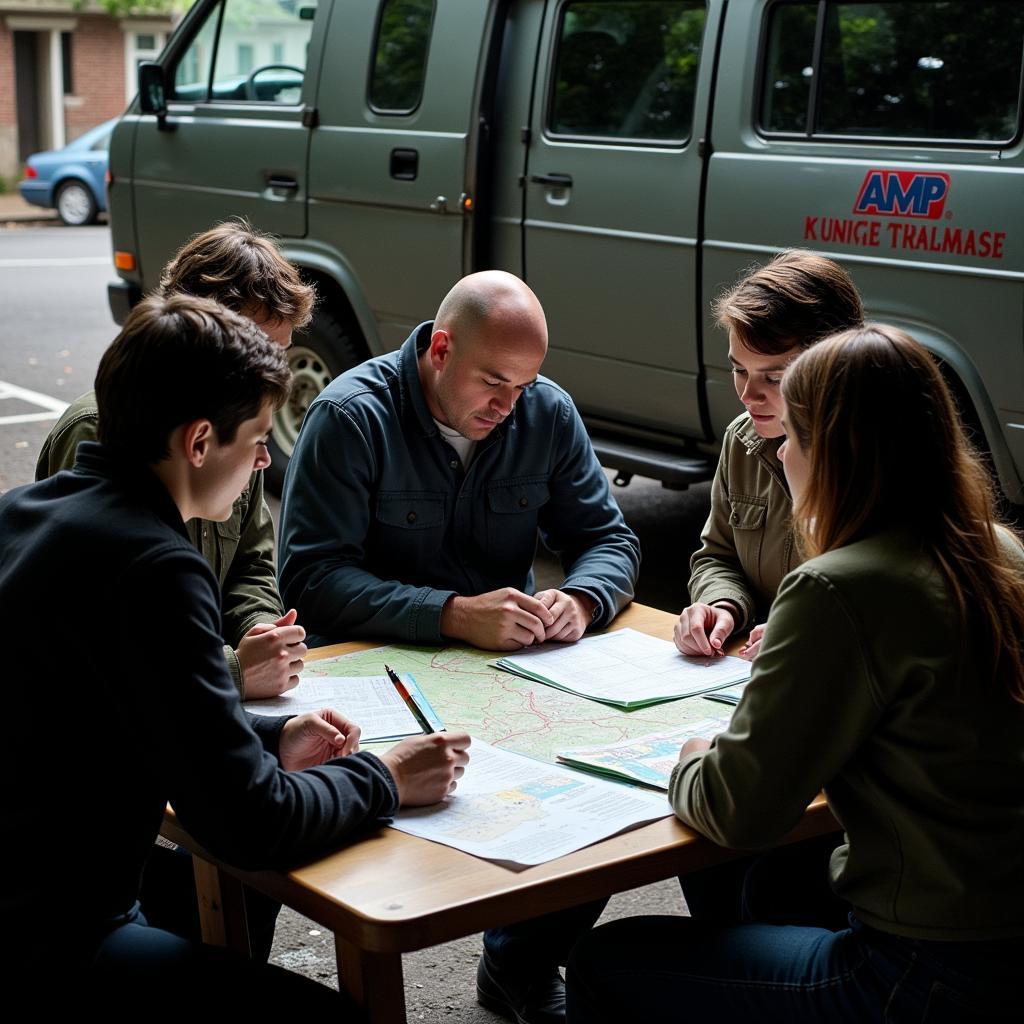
[674,250,863,661]
[568,326,1024,1023]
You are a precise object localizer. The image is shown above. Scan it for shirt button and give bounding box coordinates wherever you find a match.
[407,511,417,524]
[519,495,529,508]
[449,459,459,469]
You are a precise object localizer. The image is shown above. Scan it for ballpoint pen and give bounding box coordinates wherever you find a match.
[384,663,438,734]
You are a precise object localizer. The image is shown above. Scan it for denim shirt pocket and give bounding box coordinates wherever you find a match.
[376,492,447,530]
[727,495,767,581]
[485,478,550,571]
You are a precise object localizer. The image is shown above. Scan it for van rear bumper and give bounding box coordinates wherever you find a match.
[108,279,143,325]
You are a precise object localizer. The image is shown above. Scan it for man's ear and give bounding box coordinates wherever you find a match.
[428,328,453,371]
[182,419,215,468]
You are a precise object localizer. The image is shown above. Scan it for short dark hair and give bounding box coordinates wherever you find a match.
[714,249,864,356]
[158,219,315,329]
[95,294,291,464]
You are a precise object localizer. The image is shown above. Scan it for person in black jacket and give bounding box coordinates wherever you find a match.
[0,293,470,1011]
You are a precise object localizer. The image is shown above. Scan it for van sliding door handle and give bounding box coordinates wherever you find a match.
[530,172,573,187]
[266,175,299,192]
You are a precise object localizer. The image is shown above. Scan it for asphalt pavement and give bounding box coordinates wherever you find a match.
[0,221,713,1018]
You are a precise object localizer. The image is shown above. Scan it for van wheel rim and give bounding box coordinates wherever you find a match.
[273,345,335,456]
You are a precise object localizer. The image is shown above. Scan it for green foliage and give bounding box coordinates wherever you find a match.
[763,0,1024,141]
[0,175,8,195]
[369,0,434,111]
[551,1,707,141]
[77,0,192,18]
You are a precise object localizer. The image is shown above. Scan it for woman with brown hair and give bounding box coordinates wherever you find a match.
[675,250,863,660]
[568,325,1024,1022]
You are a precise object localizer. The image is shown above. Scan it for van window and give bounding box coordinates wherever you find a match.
[174,5,221,101]
[369,0,435,114]
[172,0,316,104]
[548,0,707,143]
[761,0,1024,144]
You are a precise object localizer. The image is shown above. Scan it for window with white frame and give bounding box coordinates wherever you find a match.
[124,25,167,102]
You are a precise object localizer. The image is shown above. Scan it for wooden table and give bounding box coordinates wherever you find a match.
[164,604,838,1023]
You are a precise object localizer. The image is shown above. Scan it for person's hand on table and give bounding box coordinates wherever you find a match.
[441,589,555,650]
[279,708,361,770]
[679,737,712,759]
[738,623,766,661]
[379,732,472,806]
[237,608,308,698]
[674,602,736,657]
[535,588,596,643]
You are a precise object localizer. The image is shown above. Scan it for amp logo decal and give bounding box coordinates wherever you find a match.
[853,169,951,220]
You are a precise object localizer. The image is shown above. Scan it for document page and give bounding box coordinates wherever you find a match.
[557,720,725,790]
[391,739,671,867]
[496,628,750,708]
[244,674,441,742]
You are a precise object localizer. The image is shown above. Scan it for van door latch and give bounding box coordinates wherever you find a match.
[429,196,448,213]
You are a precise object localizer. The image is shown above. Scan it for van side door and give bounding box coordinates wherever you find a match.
[127,0,322,282]
[521,0,718,439]
[308,0,499,352]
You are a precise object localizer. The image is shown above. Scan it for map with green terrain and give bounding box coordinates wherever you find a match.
[305,644,735,762]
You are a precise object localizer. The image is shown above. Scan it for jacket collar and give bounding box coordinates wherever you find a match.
[398,322,441,437]
[735,413,783,464]
[73,441,190,538]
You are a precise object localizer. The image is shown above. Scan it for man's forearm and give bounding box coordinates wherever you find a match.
[283,561,454,645]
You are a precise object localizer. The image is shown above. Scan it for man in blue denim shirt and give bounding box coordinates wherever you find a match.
[279,271,640,1024]
[279,270,639,651]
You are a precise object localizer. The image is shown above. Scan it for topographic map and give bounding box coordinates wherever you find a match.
[305,643,735,762]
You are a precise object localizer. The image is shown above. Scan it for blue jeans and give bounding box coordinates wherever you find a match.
[566,915,1022,1023]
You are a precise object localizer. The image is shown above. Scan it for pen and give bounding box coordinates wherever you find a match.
[384,663,437,734]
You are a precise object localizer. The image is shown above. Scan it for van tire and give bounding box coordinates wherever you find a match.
[265,306,365,495]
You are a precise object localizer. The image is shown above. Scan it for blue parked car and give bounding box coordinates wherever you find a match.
[19,118,117,226]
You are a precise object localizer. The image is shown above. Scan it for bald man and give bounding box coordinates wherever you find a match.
[279,273,639,1023]
[279,271,639,651]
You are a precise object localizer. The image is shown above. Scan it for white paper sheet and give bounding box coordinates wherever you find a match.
[244,674,435,742]
[496,628,750,707]
[390,739,671,867]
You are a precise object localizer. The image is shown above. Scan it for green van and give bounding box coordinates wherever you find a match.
[107,0,1024,499]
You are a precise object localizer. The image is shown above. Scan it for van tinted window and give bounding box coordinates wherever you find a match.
[369,0,435,113]
[762,0,1024,143]
[548,0,707,143]
[173,0,316,103]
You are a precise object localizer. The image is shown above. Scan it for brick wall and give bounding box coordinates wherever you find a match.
[66,15,126,141]
[0,21,14,130]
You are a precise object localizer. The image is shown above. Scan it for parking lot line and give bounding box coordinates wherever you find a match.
[0,380,69,425]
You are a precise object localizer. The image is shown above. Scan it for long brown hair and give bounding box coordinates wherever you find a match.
[782,324,1024,703]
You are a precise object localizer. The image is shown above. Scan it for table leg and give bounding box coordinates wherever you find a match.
[335,935,407,1024]
[191,855,252,958]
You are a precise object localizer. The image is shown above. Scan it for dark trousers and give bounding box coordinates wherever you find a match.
[14,902,356,1019]
[484,899,608,969]
[567,914,1023,1023]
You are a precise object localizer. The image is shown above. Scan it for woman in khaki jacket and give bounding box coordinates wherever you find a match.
[569,326,1024,1023]
[674,250,863,660]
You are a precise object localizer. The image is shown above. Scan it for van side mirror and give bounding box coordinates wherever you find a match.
[138,62,173,131]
